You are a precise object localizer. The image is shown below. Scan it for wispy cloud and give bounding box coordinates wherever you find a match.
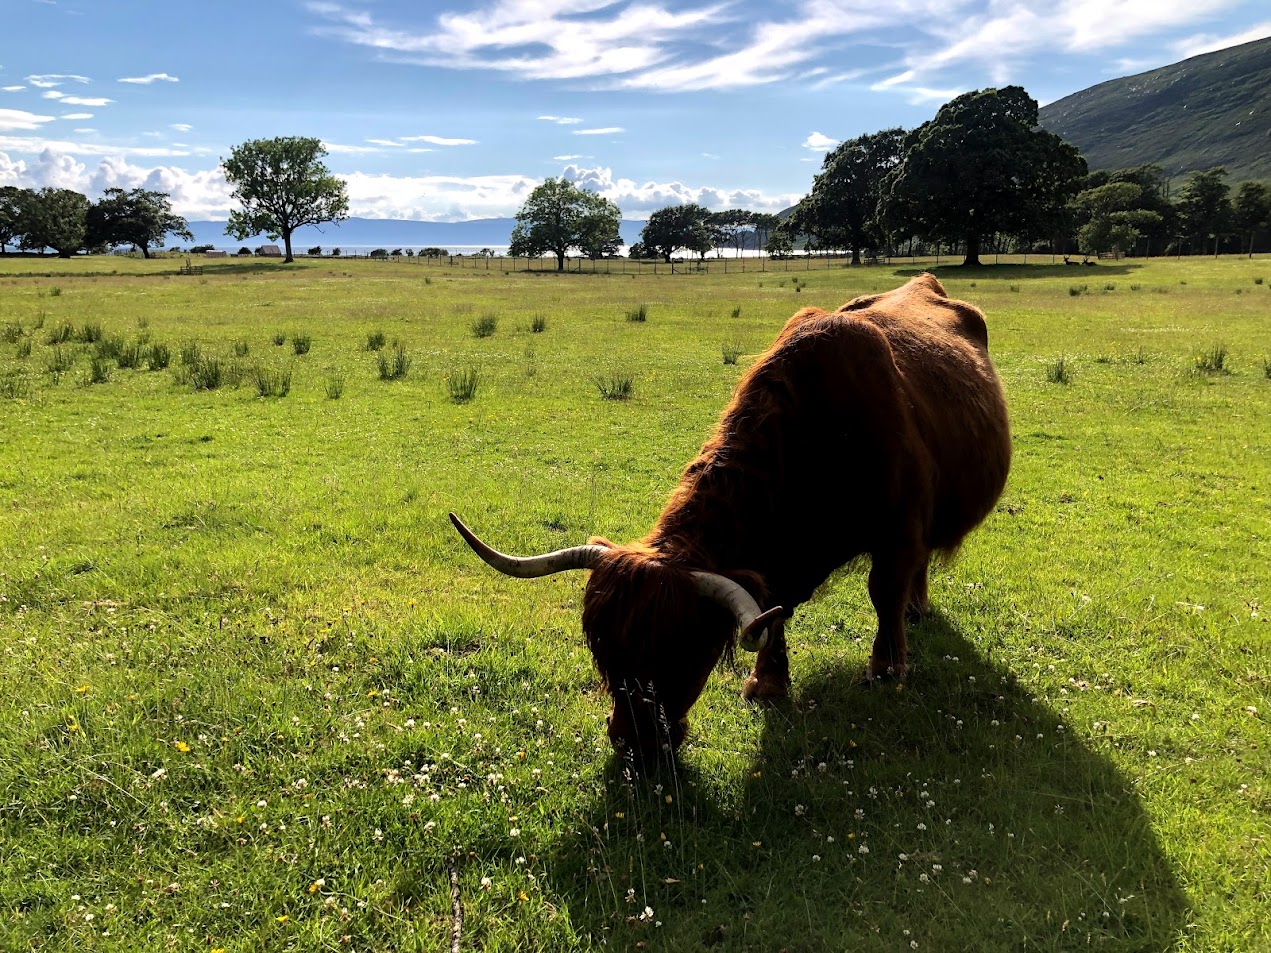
[0,109,57,132]
[2,86,26,93]
[42,92,114,106]
[553,154,588,160]
[802,131,838,152]
[60,112,94,120]
[0,135,194,158]
[538,115,583,125]
[26,74,89,88]
[398,135,477,145]
[574,126,623,136]
[1173,19,1271,58]
[118,73,180,84]
[170,123,193,132]
[368,138,405,147]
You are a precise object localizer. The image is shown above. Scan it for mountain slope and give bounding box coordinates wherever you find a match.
[1038,36,1271,184]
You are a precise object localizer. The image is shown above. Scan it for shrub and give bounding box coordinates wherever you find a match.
[49,286,62,298]
[722,341,743,365]
[1068,286,1084,297]
[596,372,634,400]
[1194,344,1229,375]
[291,335,312,356]
[1129,284,1143,291]
[1008,285,1020,293]
[147,343,171,371]
[307,246,322,256]
[530,315,546,333]
[331,248,341,258]
[472,315,497,338]
[234,339,250,357]
[325,373,345,399]
[378,343,411,381]
[366,331,387,351]
[369,248,388,259]
[390,248,403,257]
[1046,357,1071,385]
[731,306,742,318]
[626,304,648,322]
[446,366,480,403]
[272,332,286,346]
[1255,277,1264,285]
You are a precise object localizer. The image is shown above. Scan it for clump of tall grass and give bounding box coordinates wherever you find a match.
[366,331,387,351]
[45,346,74,382]
[1193,344,1229,375]
[87,356,112,385]
[722,341,743,365]
[272,332,286,346]
[75,322,104,344]
[1104,283,1116,292]
[471,314,497,338]
[446,366,480,403]
[378,343,411,381]
[252,364,292,397]
[730,305,742,318]
[1046,357,1071,385]
[291,334,312,355]
[626,304,648,322]
[116,339,145,369]
[1261,358,1271,380]
[2,322,22,344]
[95,336,123,362]
[325,373,345,399]
[48,286,62,298]
[147,343,171,371]
[1008,284,1020,293]
[46,322,75,345]
[1254,277,1264,285]
[1068,285,1086,297]
[180,341,202,367]
[530,315,547,333]
[596,371,634,400]
[189,355,224,390]
[16,339,32,359]
[234,339,251,357]
[0,374,30,399]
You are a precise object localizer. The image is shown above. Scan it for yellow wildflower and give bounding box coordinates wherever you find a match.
[175,741,191,753]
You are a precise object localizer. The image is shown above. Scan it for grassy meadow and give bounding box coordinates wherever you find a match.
[0,253,1268,952]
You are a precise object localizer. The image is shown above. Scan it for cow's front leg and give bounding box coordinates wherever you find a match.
[742,614,790,702]
[907,554,931,625]
[865,544,927,680]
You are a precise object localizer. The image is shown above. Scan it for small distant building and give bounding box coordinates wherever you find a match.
[256,245,282,257]
[204,250,227,258]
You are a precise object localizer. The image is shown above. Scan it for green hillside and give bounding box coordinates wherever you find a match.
[1038,36,1271,184]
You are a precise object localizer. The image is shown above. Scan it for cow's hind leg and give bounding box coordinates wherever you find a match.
[865,544,928,680]
[742,614,790,703]
[907,554,931,626]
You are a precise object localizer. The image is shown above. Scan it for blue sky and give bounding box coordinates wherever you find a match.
[2,0,1268,221]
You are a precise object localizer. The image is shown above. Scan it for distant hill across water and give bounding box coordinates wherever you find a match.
[1038,36,1271,185]
[183,217,648,254]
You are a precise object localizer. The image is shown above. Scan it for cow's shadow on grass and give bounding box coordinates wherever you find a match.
[547,611,1188,951]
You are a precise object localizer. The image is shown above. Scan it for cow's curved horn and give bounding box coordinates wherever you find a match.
[450,513,608,578]
[691,571,785,652]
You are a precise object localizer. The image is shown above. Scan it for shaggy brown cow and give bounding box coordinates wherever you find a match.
[451,274,1010,757]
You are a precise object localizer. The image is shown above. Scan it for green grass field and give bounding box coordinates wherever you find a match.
[0,254,1268,952]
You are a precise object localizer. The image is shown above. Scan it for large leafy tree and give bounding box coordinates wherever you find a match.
[1232,181,1270,258]
[87,187,193,258]
[0,186,31,254]
[1074,182,1162,259]
[880,87,1086,266]
[20,188,89,257]
[1176,168,1232,257]
[790,128,906,264]
[508,178,622,270]
[640,203,713,262]
[221,137,349,263]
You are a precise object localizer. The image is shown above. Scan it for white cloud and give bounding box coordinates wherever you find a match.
[0,135,195,159]
[42,91,114,106]
[574,126,623,135]
[0,108,57,132]
[367,138,405,147]
[802,131,838,152]
[322,141,385,154]
[74,128,97,134]
[399,134,477,145]
[558,164,798,217]
[170,123,193,132]
[1173,19,1271,58]
[2,86,26,93]
[538,115,583,124]
[26,74,90,88]
[552,154,588,160]
[61,112,94,120]
[118,73,180,84]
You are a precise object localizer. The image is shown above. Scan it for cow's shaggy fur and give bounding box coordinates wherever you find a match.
[582,274,1011,756]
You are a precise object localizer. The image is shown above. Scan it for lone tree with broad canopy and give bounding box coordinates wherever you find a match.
[640,203,714,262]
[87,188,193,258]
[880,87,1085,266]
[508,178,622,270]
[221,137,349,264]
[787,128,905,264]
[19,188,89,258]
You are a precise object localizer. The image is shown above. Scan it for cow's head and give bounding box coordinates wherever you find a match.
[449,513,781,759]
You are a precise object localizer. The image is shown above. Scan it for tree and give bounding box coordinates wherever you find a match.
[0,186,31,254]
[1074,182,1162,259]
[221,137,349,264]
[640,203,713,262]
[1176,168,1232,257]
[880,87,1086,266]
[20,188,89,257]
[1232,181,1271,258]
[507,178,621,271]
[793,129,906,265]
[749,213,781,257]
[86,187,193,258]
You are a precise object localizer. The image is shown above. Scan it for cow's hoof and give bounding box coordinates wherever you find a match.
[864,657,909,682]
[742,674,789,704]
[905,604,929,626]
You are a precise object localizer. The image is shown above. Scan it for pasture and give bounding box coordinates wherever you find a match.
[0,254,1267,952]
